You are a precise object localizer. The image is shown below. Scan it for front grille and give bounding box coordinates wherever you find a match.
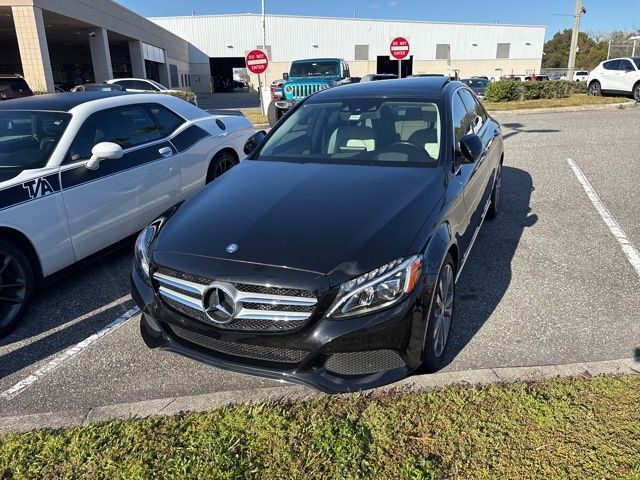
[153,268,317,332]
[291,83,327,100]
[168,324,307,364]
[325,350,405,376]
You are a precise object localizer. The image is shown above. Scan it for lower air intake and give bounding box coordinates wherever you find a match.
[325,350,405,376]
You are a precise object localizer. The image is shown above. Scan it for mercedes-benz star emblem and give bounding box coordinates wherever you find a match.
[204,286,236,324]
[226,243,238,253]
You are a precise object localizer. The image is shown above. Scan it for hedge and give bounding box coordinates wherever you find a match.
[159,90,197,105]
[485,80,588,102]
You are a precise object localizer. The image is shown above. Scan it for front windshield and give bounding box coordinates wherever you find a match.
[290,61,339,77]
[0,110,71,178]
[258,98,442,166]
[462,79,488,89]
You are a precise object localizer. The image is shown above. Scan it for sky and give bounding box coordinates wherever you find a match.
[120,0,639,40]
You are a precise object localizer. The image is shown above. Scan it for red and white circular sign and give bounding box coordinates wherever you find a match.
[245,49,269,74]
[390,37,410,60]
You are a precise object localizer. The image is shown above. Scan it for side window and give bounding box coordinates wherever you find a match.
[67,106,162,162]
[114,80,132,89]
[452,92,474,145]
[147,104,185,136]
[459,89,487,132]
[132,80,153,91]
[619,60,635,72]
[603,60,620,71]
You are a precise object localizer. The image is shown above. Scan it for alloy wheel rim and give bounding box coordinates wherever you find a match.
[634,86,640,102]
[590,83,600,96]
[0,251,27,329]
[432,264,454,358]
[214,158,235,178]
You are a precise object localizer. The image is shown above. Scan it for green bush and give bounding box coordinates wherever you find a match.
[485,80,522,102]
[486,80,587,102]
[160,90,197,105]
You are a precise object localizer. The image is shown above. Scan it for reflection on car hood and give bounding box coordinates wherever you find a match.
[154,160,446,286]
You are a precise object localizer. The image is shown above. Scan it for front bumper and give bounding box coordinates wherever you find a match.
[274,99,296,110]
[132,265,430,394]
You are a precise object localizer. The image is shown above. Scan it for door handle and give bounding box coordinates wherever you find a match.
[158,147,173,158]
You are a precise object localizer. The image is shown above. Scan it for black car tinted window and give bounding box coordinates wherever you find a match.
[603,60,621,70]
[452,92,475,144]
[619,59,635,71]
[458,89,487,132]
[133,80,155,91]
[67,105,162,162]
[147,104,185,136]
[0,78,30,94]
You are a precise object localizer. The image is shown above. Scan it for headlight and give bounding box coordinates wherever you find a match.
[284,85,293,93]
[134,220,161,283]
[328,255,422,318]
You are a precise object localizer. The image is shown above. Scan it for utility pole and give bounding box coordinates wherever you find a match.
[567,0,585,79]
[259,0,266,114]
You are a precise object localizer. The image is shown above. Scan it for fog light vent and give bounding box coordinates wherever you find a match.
[325,350,405,376]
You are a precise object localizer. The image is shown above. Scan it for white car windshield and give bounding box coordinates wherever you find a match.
[258,99,442,166]
[0,110,71,177]
[148,80,168,91]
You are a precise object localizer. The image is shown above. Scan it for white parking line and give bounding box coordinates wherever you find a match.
[567,158,640,277]
[0,305,140,402]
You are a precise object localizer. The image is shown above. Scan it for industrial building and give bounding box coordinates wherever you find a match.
[0,0,191,92]
[151,14,546,92]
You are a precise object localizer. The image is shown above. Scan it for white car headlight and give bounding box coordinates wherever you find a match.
[134,221,161,283]
[328,255,422,318]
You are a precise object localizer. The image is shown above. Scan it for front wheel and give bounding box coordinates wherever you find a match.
[0,240,34,336]
[206,151,238,183]
[421,254,455,372]
[588,80,602,96]
[267,101,283,127]
[486,163,502,220]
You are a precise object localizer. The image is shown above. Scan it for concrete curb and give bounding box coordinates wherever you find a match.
[1,357,637,434]
[489,100,637,116]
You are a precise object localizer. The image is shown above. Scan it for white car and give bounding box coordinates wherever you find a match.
[587,57,640,101]
[572,70,590,82]
[106,78,196,104]
[0,92,253,334]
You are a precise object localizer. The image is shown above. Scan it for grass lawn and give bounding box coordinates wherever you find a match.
[1,375,639,479]
[483,95,631,111]
[240,108,268,126]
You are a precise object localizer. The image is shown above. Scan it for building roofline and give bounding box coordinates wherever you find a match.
[149,13,546,29]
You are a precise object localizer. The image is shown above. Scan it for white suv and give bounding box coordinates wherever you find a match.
[587,57,640,101]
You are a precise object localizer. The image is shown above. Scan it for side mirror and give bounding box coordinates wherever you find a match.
[86,142,123,170]
[243,130,267,155]
[459,134,484,163]
[282,72,289,81]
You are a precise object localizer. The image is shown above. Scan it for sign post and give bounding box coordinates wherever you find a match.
[390,37,410,78]
[245,49,269,114]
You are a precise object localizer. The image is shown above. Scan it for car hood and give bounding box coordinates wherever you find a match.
[285,76,336,85]
[154,160,446,286]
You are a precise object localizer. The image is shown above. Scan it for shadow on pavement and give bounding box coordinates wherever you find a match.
[501,122,560,140]
[0,246,135,379]
[197,90,260,110]
[443,165,538,368]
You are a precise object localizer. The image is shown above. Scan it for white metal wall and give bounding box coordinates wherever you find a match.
[151,14,545,63]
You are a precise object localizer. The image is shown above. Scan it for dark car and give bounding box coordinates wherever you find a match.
[70,83,124,92]
[0,75,33,100]
[360,74,398,82]
[132,77,504,393]
[461,78,489,98]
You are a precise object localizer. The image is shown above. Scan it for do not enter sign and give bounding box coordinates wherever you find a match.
[245,49,269,74]
[390,37,410,60]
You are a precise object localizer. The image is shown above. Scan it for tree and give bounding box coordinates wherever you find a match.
[542,29,607,70]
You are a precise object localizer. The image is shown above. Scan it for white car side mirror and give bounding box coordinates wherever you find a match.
[86,142,123,170]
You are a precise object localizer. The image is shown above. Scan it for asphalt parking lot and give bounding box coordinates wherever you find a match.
[1,107,639,419]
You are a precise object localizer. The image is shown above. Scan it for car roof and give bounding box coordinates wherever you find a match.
[310,76,451,100]
[0,91,129,111]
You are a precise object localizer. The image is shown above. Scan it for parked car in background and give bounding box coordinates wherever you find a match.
[461,78,489,98]
[360,74,398,82]
[132,77,504,393]
[0,75,33,101]
[268,58,351,126]
[270,79,285,100]
[587,57,640,101]
[70,83,125,92]
[55,81,76,92]
[0,92,254,335]
[572,71,589,82]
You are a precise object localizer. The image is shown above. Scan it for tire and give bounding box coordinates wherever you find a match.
[633,83,640,103]
[0,240,34,337]
[588,80,602,96]
[486,162,502,220]
[205,151,238,183]
[421,253,455,373]
[267,101,283,127]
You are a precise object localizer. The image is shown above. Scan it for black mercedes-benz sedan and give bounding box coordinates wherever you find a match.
[131,77,504,393]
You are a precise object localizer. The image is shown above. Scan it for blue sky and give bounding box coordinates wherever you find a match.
[121,0,639,39]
